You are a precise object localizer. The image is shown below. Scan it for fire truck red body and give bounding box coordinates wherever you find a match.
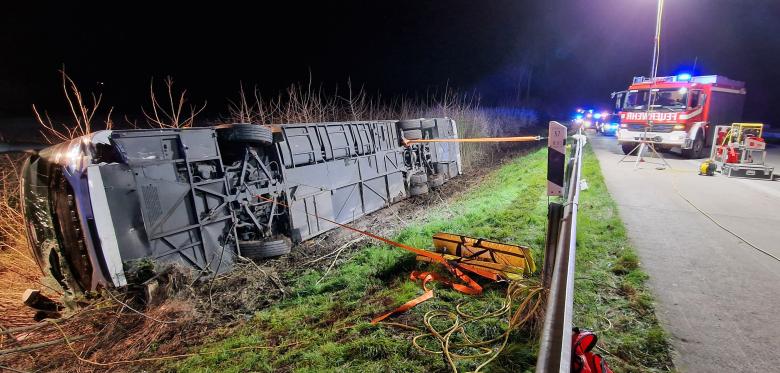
[614,75,746,158]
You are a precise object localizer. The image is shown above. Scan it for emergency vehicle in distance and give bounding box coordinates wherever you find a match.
[613,74,746,158]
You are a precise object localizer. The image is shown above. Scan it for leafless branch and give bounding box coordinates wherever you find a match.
[32,69,113,143]
[143,76,206,128]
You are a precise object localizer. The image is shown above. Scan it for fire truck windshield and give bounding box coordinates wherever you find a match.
[624,88,688,111]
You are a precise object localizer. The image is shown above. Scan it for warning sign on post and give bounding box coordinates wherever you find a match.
[547,121,566,196]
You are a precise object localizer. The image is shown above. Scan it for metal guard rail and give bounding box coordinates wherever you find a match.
[536,129,585,372]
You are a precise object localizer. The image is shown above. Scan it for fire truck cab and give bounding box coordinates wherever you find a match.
[615,74,746,158]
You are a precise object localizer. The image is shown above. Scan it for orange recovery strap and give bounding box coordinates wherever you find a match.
[372,233,535,324]
[371,268,481,324]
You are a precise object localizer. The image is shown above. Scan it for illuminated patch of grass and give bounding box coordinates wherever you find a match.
[171,146,673,372]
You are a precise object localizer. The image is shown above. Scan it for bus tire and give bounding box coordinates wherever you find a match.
[429,174,445,188]
[410,183,429,196]
[410,173,428,184]
[240,239,291,259]
[399,120,422,130]
[216,124,273,145]
[403,129,423,140]
[420,119,436,129]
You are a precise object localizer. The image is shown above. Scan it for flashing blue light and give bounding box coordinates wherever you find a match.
[575,114,583,120]
[677,73,692,81]
[593,113,602,119]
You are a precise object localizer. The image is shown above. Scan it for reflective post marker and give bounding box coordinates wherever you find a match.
[547,121,566,196]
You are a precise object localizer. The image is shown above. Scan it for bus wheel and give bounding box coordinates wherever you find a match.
[240,239,291,259]
[216,124,273,145]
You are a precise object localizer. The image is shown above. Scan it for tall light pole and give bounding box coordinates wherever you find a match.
[650,0,665,79]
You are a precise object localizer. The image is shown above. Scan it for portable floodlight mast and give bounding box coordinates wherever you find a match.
[651,0,664,80]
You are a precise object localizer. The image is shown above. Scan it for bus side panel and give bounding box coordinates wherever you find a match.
[281,121,408,242]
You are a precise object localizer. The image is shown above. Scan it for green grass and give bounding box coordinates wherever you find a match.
[169,145,673,372]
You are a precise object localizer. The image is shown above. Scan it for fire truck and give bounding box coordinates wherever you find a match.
[614,74,746,158]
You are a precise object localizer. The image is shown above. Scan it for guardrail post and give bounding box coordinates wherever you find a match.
[542,202,563,289]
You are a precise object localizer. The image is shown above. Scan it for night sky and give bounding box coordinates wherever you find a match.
[2,1,780,124]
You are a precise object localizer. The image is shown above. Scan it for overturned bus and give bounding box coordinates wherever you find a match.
[20,118,461,294]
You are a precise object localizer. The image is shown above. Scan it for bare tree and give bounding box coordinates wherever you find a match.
[143,76,206,128]
[32,69,114,143]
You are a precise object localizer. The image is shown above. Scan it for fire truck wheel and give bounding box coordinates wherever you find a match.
[410,183,429,196]
[621,143,636,155]
[682,134,704,159]
[403,129,423,140]
[410,173,428,184]
[216,124,274,145]
[399,119,422,130]
[240,239,291,259]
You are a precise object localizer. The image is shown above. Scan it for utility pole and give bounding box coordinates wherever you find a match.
[650,0,664,79]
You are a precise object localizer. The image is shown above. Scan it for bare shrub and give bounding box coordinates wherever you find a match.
[32,69,114,144]
[224,81,540,169]
[227,82,272,124]
[143,76,206,128]
[280,80,335,123]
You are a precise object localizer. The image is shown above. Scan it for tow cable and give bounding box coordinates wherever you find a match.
[403,135,543,145]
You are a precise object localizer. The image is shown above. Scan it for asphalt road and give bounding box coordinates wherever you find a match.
[588,134,780,372]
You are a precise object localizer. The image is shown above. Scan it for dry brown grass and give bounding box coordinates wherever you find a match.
[0,294,208,372]
[0,155,44,330]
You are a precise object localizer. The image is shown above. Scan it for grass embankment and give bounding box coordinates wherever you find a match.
[171,146,673,372]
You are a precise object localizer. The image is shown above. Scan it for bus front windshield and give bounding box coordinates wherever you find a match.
[623,88,688,111]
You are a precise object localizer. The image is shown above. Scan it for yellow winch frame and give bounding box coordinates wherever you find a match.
[721,123,764,145]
